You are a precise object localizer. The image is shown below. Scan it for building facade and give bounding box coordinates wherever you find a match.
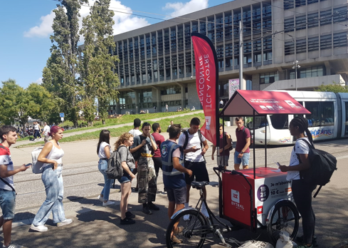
[108,0,348,114]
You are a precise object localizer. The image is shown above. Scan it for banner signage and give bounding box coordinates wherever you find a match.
[192,33,218,145]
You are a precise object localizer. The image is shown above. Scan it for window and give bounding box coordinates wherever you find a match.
[253,5,262,36]
[171,27,176,52]
[161,86,181,95]
[308,36,319,52]
[307,0,318,4]
[253,39,262,63]
[284,18,294,32]
[159,58,164,81]
[140,36,145,60]
[146,35,151,58]
[172,55,177,79]
[233,10,241,37]
[260,72,279,84]
[263,3,272,33]
[200,19,206,35]
[185,52,191,77]
[263,37,272,62]
[165,56,171,80]
[320,34,332,50]
[333,6,348,23]
[178,25,184,51]
[243,7,252,38]
[141,61,146,83]
[164,29,170,54]
[307,13,319,28]
[134,38,139,60]
[296,39,306,53]
[296,15,306,30]
[270,115,288,130]
[216,15,224,42]
[157,31,163,56]
[320,10,332,26]
[284,0,294,10]
[138,90,152,104]
[192,21,198,33]
[285,41,294,55]
[294,66,324,79]
[333,32,348,48]
[305,101,334,127]
[225,12,232,40]
[185,23,191,50]
[295,0,306,7]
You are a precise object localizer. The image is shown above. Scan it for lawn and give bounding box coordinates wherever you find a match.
[16,112,205,148]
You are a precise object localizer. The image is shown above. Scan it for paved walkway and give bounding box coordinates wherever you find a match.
[14,111,203,148]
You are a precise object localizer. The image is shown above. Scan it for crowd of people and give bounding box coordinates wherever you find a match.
[0,115,317,248]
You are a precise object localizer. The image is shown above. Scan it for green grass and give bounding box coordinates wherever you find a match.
[61,110,201,134]
[16,112,205,148]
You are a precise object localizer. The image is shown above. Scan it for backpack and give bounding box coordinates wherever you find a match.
[106,146,124,180]
[223,132,233,151]
[31,147,45,174]
[295,139,337,198]
[182,130,203,150]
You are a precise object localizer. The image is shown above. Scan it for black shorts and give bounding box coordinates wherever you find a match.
[167,186,187,204]
[184,161,210,185]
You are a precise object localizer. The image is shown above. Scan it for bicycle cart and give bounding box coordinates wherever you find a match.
[166,90,311,248]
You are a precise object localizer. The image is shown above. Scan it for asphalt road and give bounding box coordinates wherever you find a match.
[4,130,348,248]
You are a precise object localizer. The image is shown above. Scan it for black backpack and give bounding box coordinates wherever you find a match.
[106,146,125,180]
[223,132,233,151]
[295,139,337,198]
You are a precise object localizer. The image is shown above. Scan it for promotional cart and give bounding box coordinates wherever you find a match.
[216,89,311,242]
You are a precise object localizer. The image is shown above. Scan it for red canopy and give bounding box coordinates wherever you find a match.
[220,90,311,116]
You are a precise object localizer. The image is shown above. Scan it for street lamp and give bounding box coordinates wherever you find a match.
[292,60,301,91]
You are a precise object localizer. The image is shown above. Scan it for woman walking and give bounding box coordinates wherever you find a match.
[30,126,72,232]
[97,130,115,206]
[115,133,136,225]
[279,116,317,248]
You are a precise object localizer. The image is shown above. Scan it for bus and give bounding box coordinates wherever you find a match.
[247,91,348,145]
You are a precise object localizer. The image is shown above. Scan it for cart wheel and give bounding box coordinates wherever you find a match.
[267,200,299,244]
[166,209,207,248]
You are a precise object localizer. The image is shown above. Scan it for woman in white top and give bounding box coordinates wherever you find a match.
[30,126,72,232]
[97,130,115,206]
[279,116,316,248]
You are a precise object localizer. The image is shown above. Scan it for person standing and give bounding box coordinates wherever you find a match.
[161,124,192,244]
[151,123,165,184]
[43,122,50,143]
[178,117,209,217]
[97,130,115,206]
[279,116,317,248]
[30,126,72,232]
[115,133,137,225]
[212,124,232,169]
[234,117,250,170]
[166,104,168,112]
[130,122,159,215]
[219,99,224,108]
[33,122,41,141]
[0,126,30,248]
[129,118,142,137]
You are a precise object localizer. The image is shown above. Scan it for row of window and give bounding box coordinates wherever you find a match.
[284,32,348,55]
[284,0,326,10]
[284,6,348,32]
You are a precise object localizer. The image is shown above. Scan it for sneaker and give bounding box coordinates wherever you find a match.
[57,219,73,227]
[126,211,135,219]
[98,195,104,202]
[30,224,48,232]
[3,243,24,248]
[120,217,135,225]
[142,204,153,215]
[103,200,116,206]
[296,236,318,247]
[148,202,160,211]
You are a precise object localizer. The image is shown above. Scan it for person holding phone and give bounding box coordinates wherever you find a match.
[30,126,72,232]
[0,126,30,248]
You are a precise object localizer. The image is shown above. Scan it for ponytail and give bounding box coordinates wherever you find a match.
[290,116,314,147]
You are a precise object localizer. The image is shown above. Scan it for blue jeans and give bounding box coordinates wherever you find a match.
[98,159,112,201]
[234,152,250,166]
[0,189,16,220]
[32,166,65,226]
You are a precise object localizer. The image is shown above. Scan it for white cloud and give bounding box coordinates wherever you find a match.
[24,0,149,38]
[24,11,55,38]
[163,0,208,19]
[35,77,43,84]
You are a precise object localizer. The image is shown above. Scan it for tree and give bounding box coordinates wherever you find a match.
[316,82,348,93]
[42,0,87,127]
[79,0,119,125]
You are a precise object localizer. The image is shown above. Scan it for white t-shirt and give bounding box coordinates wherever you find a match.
[129,129,142,137]
[286,138,310,181]
[43,125,50,136]
[34,124,40,131]
[0,145,14,191]
[98,142,111,159]
[178,131,206,162]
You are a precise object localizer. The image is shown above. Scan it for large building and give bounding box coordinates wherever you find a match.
[108,0,348,114]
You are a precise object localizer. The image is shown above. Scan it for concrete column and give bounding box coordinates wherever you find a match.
[151,87,161,112]
[134,90,139,114]
[175,83,186,109]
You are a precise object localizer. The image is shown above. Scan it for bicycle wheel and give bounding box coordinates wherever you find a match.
[267,200,299,244]
[166,209,207,248]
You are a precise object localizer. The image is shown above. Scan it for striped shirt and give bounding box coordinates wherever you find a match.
[0,144,14,191]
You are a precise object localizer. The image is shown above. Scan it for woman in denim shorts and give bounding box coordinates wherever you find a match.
[114,133,136,225]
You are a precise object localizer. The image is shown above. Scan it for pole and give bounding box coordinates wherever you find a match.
[295,63,298,91]
[239,21,244,90]
[253,111,256,178]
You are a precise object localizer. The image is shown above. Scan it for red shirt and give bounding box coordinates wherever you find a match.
[152,132,165,158]
[235,126,250,153]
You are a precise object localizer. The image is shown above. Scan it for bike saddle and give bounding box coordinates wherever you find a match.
[191,181,209,189]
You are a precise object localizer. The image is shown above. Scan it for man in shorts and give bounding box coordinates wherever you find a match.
[234,117,251,170]
[161,124,192,244]
[212,124,232,169]
[0,126,30,248]
[178,117,209,217]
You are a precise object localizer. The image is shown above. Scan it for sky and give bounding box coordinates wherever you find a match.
[0,0,231,89]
